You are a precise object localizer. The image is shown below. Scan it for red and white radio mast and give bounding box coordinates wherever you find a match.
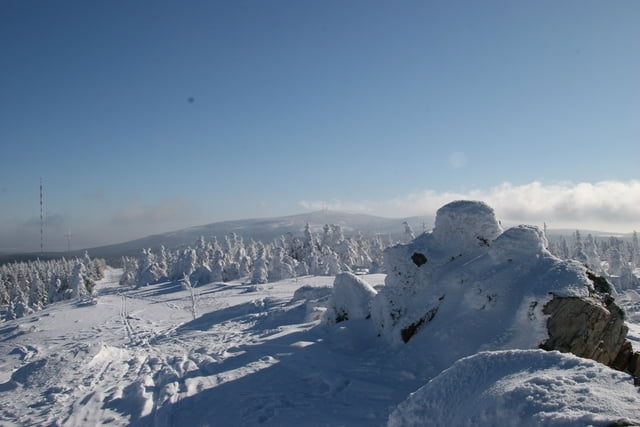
[40,178,44,254]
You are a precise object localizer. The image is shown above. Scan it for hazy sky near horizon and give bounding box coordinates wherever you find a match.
[1,0,639,252]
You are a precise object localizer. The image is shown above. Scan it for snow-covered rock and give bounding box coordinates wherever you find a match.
[431,200,502,254]
[368,200,638,379]
[388,349,640,427]
[488,225,547,263]
[541,287,627,366]
[324,272,377,323]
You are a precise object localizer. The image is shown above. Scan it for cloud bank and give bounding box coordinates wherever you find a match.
[301,180,640,233]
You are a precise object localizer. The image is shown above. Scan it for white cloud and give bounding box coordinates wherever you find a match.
[300,180,640,233]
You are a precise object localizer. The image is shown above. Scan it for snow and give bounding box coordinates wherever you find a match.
[324,272,377,323]
[618,288,640,348]
[1,266,638,426]
[0,269,408,426]
[388,349,640,427]
[432,200,502,254]
[371,201,592,365]
[1,201,639,426]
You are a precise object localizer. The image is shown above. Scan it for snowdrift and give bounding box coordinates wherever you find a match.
[388,349,640,426]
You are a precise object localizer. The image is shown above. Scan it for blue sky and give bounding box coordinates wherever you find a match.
[1,0,639,252]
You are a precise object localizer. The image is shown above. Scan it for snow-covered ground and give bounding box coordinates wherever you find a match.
[389,349,640,427]
[1,267,639,426]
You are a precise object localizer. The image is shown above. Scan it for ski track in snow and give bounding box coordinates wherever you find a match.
[1,267,639,426]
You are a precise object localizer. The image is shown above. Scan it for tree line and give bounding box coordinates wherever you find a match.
[119,223,407,288]
[547,230,640,291]
[1,253,106,320]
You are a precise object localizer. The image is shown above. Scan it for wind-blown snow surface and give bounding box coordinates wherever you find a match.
[389,349,640,427]
[1,267,639,426]
[0,268,415,426]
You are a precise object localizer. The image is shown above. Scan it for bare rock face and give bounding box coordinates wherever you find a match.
[541,297,627,365]
[612,341,640,381]
[541,272,640,383]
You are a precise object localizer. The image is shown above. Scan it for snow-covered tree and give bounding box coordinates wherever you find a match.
[554,236,570,260]
[70,262,87,299]
[583,234,602,273]
[614,263,640,291]
[120,256,139,287]
[321,249,342,276]
[269,247,296,281]
[238,253,252,278]
[0,275,9,305]
[295,261,309,277]
[223,261,240,282]
[251,257,269,285]
[607,246,625,276]
[28,272,46,311]
[49,277,63,302]
[335,239,360,271]
[1,255,105,319]
[402,221,415,243]
[175,248,198,282]
[210,251,225,282]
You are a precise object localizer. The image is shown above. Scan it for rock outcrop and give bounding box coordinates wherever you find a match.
[541,272,640,383]
[364,200,640,382]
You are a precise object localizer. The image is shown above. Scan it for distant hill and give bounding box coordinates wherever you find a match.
[0,211,432,264]
[84,210,431,260]
[3,210,634,266]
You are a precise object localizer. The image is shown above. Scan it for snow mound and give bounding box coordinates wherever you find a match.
[324,272,377,323]
[87,343,131,368]
[432,200,502,253]
[489,225,547,263]
[388,349,640,427]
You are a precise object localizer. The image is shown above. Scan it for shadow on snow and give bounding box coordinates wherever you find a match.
[132,320,419,427]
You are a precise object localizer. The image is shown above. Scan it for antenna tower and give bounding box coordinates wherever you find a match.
[40,178,44,254]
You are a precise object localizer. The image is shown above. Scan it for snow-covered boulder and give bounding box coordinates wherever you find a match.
[369,200,639,379]
[324,272,377,323]
[431,200,502,253]
[540,269,640,380]
[371,201,529,348]
[375,202,504,329]
[388,349,640,427]
[489,225,548,264]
